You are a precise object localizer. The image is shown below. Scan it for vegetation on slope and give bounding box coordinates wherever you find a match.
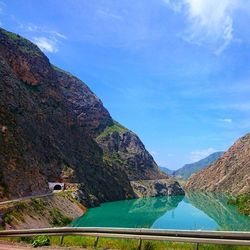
[95,121,126,165]
[228,194,250,216]
[160,167,174,175]
[96,120,128,140]
[0,192,85,229]
[1,28,42,56]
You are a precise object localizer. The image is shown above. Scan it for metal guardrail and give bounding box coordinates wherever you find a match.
[0,227,249,249]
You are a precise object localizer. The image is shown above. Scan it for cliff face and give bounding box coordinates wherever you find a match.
[0,28,183,204]
[186,133,250,195]
[0,28,134,205]
[96,122,166,181]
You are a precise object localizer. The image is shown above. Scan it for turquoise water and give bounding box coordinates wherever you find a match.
[71,192,250,231]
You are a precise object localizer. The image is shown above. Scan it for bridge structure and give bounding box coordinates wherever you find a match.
[0,227,249,250]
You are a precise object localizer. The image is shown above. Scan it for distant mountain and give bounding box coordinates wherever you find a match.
[186,134,250,195]
[173,152,224,180]
[160,167,174,175]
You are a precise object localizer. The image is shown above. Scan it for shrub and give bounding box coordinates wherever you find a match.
[32,236,50,247]
[49,209,72,226]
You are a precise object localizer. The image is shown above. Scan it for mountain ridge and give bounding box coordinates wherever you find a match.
[186,133,250,195]
[174,152,224,180]
[0,28,184,205]
[160,167,174,175]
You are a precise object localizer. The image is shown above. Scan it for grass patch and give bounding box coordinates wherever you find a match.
[103,151,124,165]
[96,120,128,141]
[32,236,50,248]
[49,209,72,227]
[228,194,250,216]
[52,65,73,77]
[2,201,27,224]
[2,235,250,250]
[48,235,250,250]
[1,29,42,56]
[2,30,20,40]
[30,198,45,215]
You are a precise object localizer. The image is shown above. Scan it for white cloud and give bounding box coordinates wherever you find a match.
[51,31,67,39]
[164,0,242,54]
[218,118,232,123]
[163,0,184,12]
[20,23,67,39]
[33,37,58,53]
[18,23,67,53]
[97,9,123,21]
[190,147,216,162]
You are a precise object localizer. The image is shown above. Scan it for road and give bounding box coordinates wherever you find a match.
[0,241,88,249]
[0,193,54,206]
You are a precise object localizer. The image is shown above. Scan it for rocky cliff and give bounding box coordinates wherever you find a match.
[186,133,250,195]
[131,179,184,197]
[96,121,166,181]
[0,28,183,205]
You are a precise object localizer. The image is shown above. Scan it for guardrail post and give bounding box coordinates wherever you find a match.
[138,238,142,250]
[94,236,99,248]
[195,242,199,250]
[59,236,64,246]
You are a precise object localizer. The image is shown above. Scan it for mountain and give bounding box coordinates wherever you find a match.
[160,167,174,175]
[0,28,183,205]
[173,152,224,180]
[186,133,250,195]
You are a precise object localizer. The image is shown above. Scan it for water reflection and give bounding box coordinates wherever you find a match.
[186,192,250,231]
[72,192,250,231]
[71,195,183,228]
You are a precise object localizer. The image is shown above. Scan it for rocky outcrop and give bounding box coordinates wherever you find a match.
[96,122,166,181]
[0,28,184,205]
[186,133,250,195]
[131,179,184,197]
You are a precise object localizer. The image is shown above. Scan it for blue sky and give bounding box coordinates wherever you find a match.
[1,0,250,169]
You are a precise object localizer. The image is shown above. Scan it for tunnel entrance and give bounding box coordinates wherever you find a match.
[53,184,62,191]
[48,182,65,192]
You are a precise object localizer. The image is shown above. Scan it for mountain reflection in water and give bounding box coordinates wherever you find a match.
[72,192,250,231]
[71,195,183,228]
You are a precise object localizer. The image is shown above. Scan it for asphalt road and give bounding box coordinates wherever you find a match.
[0,193,54,206]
